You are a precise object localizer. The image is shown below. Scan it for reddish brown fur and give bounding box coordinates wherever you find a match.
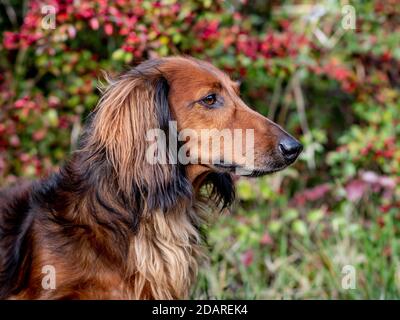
[0,57,300,299]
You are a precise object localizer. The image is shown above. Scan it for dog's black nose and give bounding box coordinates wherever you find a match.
[279,137,303,162]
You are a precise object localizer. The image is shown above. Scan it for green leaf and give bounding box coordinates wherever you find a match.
[292,220,307,237]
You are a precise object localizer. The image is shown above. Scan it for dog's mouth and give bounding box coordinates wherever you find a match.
[212,162,287,177]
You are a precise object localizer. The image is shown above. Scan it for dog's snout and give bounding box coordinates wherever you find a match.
[278,137,303,162]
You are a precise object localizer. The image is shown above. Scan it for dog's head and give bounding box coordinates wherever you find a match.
[158,57,303,177]
[87,57,302,212]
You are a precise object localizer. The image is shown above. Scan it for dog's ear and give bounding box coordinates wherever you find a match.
[146,76,193,212]
[86,62,192,214]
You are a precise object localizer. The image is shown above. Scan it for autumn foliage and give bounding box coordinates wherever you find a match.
[1,0,399,298]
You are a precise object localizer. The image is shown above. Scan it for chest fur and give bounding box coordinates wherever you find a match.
[18,206,204,300]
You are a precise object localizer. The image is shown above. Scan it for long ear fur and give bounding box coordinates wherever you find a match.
[84,60,192,216]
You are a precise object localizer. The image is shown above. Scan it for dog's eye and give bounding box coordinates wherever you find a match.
[201,94,217,107]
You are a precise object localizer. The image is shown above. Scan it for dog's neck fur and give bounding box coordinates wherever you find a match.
[128,202,205,299]
[13,152,209,299]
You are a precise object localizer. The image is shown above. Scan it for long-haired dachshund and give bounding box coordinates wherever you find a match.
[0,57,302,299]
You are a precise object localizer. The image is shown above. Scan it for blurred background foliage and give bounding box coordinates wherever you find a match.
[0,0,399,299]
